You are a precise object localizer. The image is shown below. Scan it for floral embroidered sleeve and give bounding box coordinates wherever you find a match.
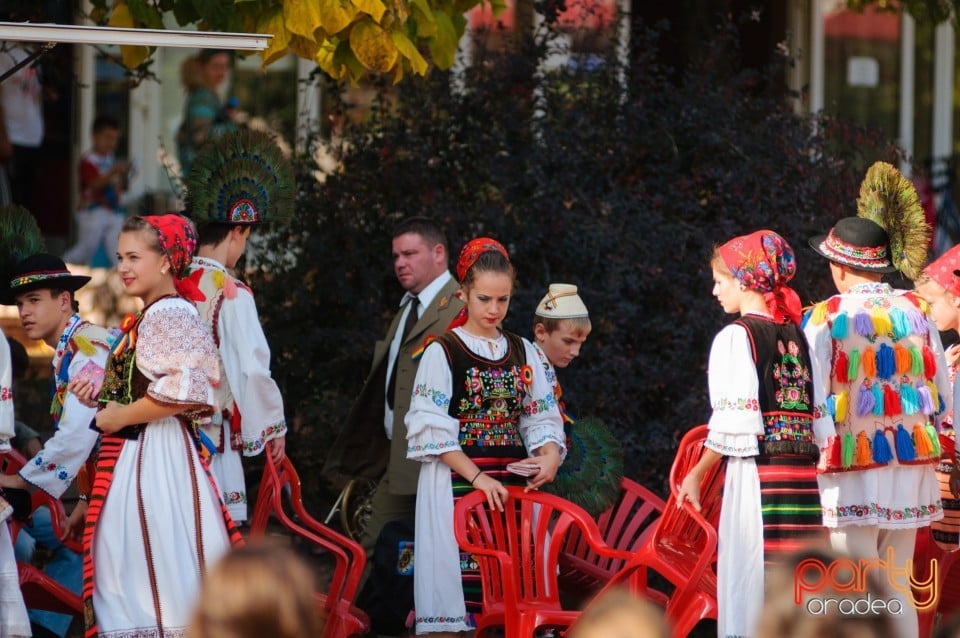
[802,309,838,447]
[405,341,460,462]
[0,339,12,451]
[705,324,763,457]
[136,298,220,420]
[219,287,287,456]
[520,339,566,458]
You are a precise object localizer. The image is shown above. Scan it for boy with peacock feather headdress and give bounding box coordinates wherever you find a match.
[803,161,949,637]
[181,129,294,524]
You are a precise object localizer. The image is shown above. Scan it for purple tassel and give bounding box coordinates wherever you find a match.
[876,343,895,379]
[890,308,910,341]
[917,384,936,415]
[857,384,875,417]
[908,309,928,335]
[872,429,893,464]
[854,311,874,338]
[895,424,916,462]
[872,383,884,416]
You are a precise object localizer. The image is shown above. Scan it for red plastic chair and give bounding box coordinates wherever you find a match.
[453,486,639,637]
[249,454,370,638]
[0,450,84,617]
[600,425,721,637]
[915,524,960,638]
[558,477,666,604]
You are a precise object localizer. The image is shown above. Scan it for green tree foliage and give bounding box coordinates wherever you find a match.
[846,0,960,27]
[250,15,904,503]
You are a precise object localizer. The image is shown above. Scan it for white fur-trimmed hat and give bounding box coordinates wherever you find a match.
[535,283,589,318]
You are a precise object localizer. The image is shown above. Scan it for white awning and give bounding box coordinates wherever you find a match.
[0,22,270,50]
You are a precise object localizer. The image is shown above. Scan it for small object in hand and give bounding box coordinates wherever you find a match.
[74,359,106,396]
[506,462,541,477]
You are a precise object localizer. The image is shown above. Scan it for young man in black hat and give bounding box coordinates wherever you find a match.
[0,254,111,507]
[804,202,949,636]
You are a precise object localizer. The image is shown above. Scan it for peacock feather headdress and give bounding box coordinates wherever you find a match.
[0,205,43,283]
[856,161,930,280]
[184,129,295,225]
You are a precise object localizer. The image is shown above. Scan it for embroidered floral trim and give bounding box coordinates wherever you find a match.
[223,490,247,505]
[712,397,760,412]
[822,500,942,523]
[241,421,287,455]
[0,387,10,401]
[704,436,760,456]
[100,628,186,638]
[414,615,473,630]
[28,453,70,485]
[524,392,558,415]
[413,383,451,409]
[408,439,459,455]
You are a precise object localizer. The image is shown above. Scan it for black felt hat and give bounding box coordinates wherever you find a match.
[808,217,897,274]
[0,253,91,305]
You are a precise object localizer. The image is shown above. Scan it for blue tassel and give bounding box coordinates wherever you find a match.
[939,393,946,415]
[197,429,218,460]
[832,312,849,339]
[872,429,893,463]
[854,311,874,338]
[900,384,920,415]
[890,308,910,341]
[877,344,895,380]
[872,383,885,416]
[826,394,836,418]
[895,424,917,462]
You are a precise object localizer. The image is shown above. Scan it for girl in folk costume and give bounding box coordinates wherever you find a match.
[405,238,566,636]
[677,230,822,638]
[913,245,960,548]
[804,163,950,638]
[75,214,242,638]
[182,130,293,523]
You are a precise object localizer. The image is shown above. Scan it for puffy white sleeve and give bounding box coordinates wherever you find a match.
[136,299,219,420]
[405,341,460,462]
[0,338,12,451]
[520,339,566,457]
[803,312,838,447]
[705,324,763,457]
[19,346,105,498]
[218,288,287,456]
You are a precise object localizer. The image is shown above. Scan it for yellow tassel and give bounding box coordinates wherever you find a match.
[871,308,892,338]
[810,302,828,326]
[854,431,872,466]
[917,297,931,315]
[913,423,933,457]
[72,335,95,356]
[862,348,877,378]
[211,270,225,289]
[835,391,848,423]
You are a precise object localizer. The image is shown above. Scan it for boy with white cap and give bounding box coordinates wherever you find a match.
[532,283,591,418]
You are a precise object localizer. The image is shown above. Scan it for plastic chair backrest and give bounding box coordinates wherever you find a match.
[454,487,633,626]
[559,478,665,589]
[914,525,960,638]
[660,425,723,552]
[249,455,367,627]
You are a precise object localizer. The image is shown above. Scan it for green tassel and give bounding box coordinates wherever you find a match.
[841,430,856,469]
[925,424,942,457]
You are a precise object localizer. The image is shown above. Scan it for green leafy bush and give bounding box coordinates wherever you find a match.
[251,14,903,509]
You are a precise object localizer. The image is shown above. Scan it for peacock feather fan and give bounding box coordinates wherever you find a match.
[0,205,43,284]
[542,417,624,517]
[856,161,930,280]
[184,129,295,225]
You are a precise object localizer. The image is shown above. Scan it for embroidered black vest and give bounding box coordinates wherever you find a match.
[733,315,819,460]
[435,331,528,459]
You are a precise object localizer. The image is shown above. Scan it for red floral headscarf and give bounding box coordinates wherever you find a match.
[448,237,511,330]
[143,213,203,301]
[923,244,960,296]
[456,237,510,283]
[718,230,802,325]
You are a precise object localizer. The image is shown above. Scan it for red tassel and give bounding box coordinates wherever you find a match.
[827,436,842,469]
[836,351,850,384]
[922,346,937,380]
[827,296,841,314]
[904,291,923,309]
[883,384,902,416]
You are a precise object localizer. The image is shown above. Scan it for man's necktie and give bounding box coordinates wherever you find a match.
[387,295,419,410]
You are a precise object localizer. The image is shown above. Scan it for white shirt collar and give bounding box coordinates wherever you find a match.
[400,271,453,310]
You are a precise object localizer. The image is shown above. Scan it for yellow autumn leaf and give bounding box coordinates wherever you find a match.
[284,0,326,39]
[350,19,398,72]
[289,34,322,60]
[352,0,387,23]
[410,0,437,37]
[316,39,346,79]
[428,10,457,70]
[108,3,149,69]
[391,30,428,75]
[317,0,359,35]
[257,6,293,66]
